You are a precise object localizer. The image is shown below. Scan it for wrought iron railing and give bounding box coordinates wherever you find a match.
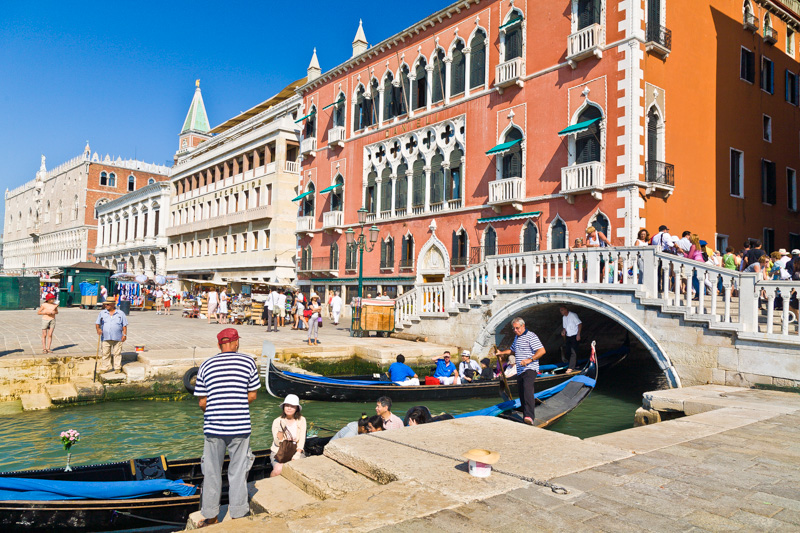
[743,12,759,30]
[469,244,521,264]
[646,23,672,51]
[298,256,331,272]
[399,259,414,269]
[452,256,468,267]
[645,160,675,187]
[764,26,778,44]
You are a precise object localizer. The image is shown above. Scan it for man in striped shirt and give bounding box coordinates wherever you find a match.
[194,328,260,527]
[496,317,546,425]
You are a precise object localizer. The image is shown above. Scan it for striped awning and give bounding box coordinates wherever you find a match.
[485,138,522,155]
[557,117,601,136]
[291,191,313,201]
[478,211,541,223]
[320,183,343,194]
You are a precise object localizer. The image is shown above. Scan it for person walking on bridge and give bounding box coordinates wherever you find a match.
[496,317,546,425]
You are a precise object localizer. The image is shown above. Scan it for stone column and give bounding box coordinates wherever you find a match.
[423,166,431,212]
[390,177,397,217]
[444,58,452,104]
[425,65,433,112]
[464,47,472,97]
[406,170,413,213]
[147,205,157,238]
[408,74,416,117]
[375,178,382,215]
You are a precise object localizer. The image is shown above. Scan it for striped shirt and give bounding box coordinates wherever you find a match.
[511,330,544,374]
[194,352,260,437]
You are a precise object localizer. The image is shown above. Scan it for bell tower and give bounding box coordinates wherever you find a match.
[177,80,212,159]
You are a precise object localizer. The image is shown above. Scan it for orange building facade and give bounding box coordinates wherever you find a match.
[295,0,800,298]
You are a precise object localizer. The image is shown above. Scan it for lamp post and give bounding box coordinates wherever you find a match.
[21,262,26,277]
[345,208,379,337]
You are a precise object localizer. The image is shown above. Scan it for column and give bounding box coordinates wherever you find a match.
[464,48,472,97]
[444,58,452,104]
[406,170,413,213]
[425,65,433,112]
[377,87,385,125]
[147,206,157,238]
[390,177,397,217]
[408,74,416,117]
[375,178,382,215]
[423,166,431,212]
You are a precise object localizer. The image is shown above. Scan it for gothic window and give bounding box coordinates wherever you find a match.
[411,154,425,208]
[395,163,408,210]
[551,219,567,249]
[503,12,523,61]
[100,172,108,186]
[381,236,394,269]
[448,147,463,201]
[414,58,427,110]
[331,175,344,211]
[484,226,497,258]
[592,212,610,237]
[398,65,410,116]
[346,243,357,270]
[430,150,445,205]
[330,242,339,270]
[355,85,370,131]
[370,78,380,124]
[451,41,466,96]
[576,106,603,164]
[128,175,135,191]
[333,92,346,127]
[401,235,414,267]
[501,128,524,179]
[300,246,312,271]
[44,201,50,223]
[108,173,117,187]
[452,229,468,265]
[94,198,108,220]
[431,49,447,104]
[577,0,601,30]
[305,105,317,138]
[366,168,378,214]
[383,73,395,121]
[470,30,487,89]
[522,221,539,252]
[302,183,315,217]
[380,167,392,212]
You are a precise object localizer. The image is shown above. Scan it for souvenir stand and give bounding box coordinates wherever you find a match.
[40,278,60,302]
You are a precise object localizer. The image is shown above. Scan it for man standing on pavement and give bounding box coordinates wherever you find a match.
[375,396,404,429]
[95,298,128,373]
[559,305,582,372]
[265,289,278,332]
[496,317,546,425]
[330,291,343,326]
[194,328,260,527]
[276,288,287,328]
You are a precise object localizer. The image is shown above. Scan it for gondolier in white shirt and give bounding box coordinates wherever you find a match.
[495,317,546,425]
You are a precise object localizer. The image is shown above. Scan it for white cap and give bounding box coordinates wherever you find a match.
[281,394,302,411]
[461,350,471,357]
[792,249,800,255]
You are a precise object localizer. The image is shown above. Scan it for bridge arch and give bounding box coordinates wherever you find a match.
[470,289,681,388]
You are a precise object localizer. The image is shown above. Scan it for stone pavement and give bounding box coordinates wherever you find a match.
[190,386,800,532]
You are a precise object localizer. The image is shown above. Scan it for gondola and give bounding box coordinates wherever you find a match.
[0,437,330,532]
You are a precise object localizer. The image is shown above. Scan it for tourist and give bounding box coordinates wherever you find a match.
[95,298,128,373]
[330,414,370,442]
[206,288,219,324]
[496,354,517,378]
[495,317,546,425]
[405,406,430,426]
[676,231,693,256]
[307,296,321,346]
[650,225,673,252]
[431,351,459,385]
[218,289,229,324]
[154,287,163,315]
[744,255,769,278]
[293,294,306,330]
[457,350,481,383]
[559,305,582,372]
[478,358,493,381]
[265,289,278,333]
[743,239,766,269]
[387,354,419,386]
[163,289,172,316]
[193,328,259,527]
[330,291,343,326]
[270,394,307,478]
[572,237,584,248]
[585,225,611,247]
[37,293,58,354]
[375,396,403,430]
[634,229,650,246]
[277,288,287,328]
[722,246,739,270]
[99,285,108,303]
[365,415,384,432]
[776,249,793,280]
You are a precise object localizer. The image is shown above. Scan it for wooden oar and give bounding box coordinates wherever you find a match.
[492,344,514,401]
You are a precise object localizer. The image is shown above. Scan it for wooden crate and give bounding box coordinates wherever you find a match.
[360,304,394,332]
[251,302,265,325]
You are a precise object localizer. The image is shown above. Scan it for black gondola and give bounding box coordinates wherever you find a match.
[0,437,330,532]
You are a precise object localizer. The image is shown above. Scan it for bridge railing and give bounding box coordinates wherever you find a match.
[755,280,800,339]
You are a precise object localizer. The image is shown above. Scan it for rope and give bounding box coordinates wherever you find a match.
[111,510,187,526]
[366,432,569,495]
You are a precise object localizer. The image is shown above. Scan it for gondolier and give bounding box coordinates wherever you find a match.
[496,317,546,425]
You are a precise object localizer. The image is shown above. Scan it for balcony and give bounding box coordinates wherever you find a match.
[296,216,314,234]
[566,23,603,68]
[399,258,413,270]
[328,126,346,148]
[561,161,604,203]
[469,244,521,264]
[495,57,524,92]
[298,256,335,274]
[165,205,275,237]
[645,160,675,198]
[645,23,672,58]
[285,161,300,174]
[743,12,759,32]
[301,137,317,156]
[764,26,778,46]
[452,256,468,268]
[488,177,524,212]
[322,210,344,232]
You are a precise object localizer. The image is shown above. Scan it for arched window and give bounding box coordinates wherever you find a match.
[470,30,487,89]
[431,49,447,104]
[300,246,312,271]
[108,173,117,187]
[147,178,155,185]
[451,41,466,96]
[380,167,392,212]
[448,147,463,201]
[100,172,108,186]
[577,0,601,30]
[370,78,380,124]
[333,92,346,128]
[305,105,317,138]
[764,13,772,34]
[127,175,135,191]
[398,65,410,116]
[414,58,427,110]
[592,212,610,238]
[411,154,425,208]
[302,183,315,217]
[522,221,539,252]
[501,128,524,179]
[551,219,567,249]
[381,236,394,269]
[346,242,358,270]
[17,211,22,230]
[503,12,523,61]
[383,73,395,121]
[430,150,445,206]
[452,229,468,265]
[355,85,368,131]
[27,208,32,227]
[395,162,408,211]
[576,106,603,164]
[366,168,378,214]
[331,175,344,211]
[330,242,339,270]
[94,198,108,220]
[484,226,497,258]
[400,234,414,268]
[646,106,663,184]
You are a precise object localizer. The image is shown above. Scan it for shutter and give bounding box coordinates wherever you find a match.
[648,0,660,28]
[647,113,658,164]
[471,42,486,88]
[740,50,747,80]
[486,228,497,255]
[578,0,595,29]
[770,61,775,93]
[388,239,394,265]
[452,231,458,260]
[451,48,464,95]
[380,241,386,266]
[786,70,790,101]
[506,28,522,60]
[770,162,777,204]
[509,151,522,178]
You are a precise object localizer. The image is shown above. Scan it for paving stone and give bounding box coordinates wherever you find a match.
[730,510,786,531]
[772,508,800,526]
[249,476,319,515]
[20,393,52,411]
[749,492,800,513]
[44,382,78,403]
[280,455,376,500]
[684,509,752,531]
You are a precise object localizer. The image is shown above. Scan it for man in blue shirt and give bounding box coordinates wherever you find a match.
[387,354,419,386]
[432,351,459,385]
[95,299,128,373]
[496,317,545,425]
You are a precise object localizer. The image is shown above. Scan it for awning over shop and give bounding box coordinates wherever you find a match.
[322,97,345,110]
[319,183,343,194]
[294,109,317,123]
[291,191,313,201]
[557,117,601,136]
[477,211,541,223]
[499,16,523,30]
[485,138,522,155]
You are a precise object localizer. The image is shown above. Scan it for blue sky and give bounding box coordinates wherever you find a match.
[0,0,452,229]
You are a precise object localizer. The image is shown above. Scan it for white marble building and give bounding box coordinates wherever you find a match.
[93,182,171,276]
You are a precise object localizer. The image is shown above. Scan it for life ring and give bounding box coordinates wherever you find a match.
[183,367,199,393]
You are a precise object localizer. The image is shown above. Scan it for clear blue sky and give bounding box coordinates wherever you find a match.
[0,0,452,229]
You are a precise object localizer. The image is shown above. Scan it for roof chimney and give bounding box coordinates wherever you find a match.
[307,48,321,82]
[352,19,368,58]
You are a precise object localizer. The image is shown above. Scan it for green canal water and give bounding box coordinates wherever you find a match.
[0,360,666,473]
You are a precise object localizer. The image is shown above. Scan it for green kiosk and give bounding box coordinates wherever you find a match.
[59,262,113,308]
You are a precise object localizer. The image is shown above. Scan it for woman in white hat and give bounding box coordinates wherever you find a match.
[269,394,307,477]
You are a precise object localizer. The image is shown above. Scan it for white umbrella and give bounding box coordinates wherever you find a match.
[135,274,148,283]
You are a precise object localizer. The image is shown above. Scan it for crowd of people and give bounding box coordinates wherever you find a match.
[258,287,343,346]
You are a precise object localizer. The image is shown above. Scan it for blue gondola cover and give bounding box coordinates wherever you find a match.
[0,477,196,501]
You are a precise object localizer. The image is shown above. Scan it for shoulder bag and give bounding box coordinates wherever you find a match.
[274,423,297,463]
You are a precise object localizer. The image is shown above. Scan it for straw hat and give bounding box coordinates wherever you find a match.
[463,448,500,465]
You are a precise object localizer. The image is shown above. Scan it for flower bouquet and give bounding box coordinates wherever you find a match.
[60,429,80,472]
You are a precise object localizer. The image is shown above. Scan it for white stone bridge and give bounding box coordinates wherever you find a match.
[394,247,800,388]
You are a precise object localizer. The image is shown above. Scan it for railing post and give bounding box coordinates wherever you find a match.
[444,279,453,311]
[586,249,600,283]
[738,274,757,332]
[641,249,657,297]
[487,258,497,295]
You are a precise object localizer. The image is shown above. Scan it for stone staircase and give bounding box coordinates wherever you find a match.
[19,378,104,411]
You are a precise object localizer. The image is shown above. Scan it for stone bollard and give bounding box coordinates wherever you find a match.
[634,407,661,427]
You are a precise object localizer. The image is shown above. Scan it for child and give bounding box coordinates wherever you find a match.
[37,294,59,353]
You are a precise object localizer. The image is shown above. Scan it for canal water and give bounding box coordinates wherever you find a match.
[0,359,665,473]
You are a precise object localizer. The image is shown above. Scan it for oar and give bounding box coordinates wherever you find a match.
[492,344,513,402]
[93,335,101,382]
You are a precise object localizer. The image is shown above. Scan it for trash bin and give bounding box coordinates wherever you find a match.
[119,300,131,315]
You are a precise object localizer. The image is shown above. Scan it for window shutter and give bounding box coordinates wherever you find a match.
[388,239,394,265]
[471,41,486,88]
[770,61,774,93]
[786,70,790,101]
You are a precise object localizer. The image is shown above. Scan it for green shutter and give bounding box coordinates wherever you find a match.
[471,39,486,88]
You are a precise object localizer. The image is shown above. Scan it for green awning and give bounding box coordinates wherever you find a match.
[294,109,317,123]
[478,211,541,223]
[303,277,415,283]
[320,183,343,194]
[291,191,313,201]
[322,97,346,110]
[485,138,522,155]
[557,117,601,136]
[499,16,523,30]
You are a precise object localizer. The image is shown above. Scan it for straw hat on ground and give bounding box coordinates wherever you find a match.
[463,449,500,465]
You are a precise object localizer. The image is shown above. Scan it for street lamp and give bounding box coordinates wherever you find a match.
[345,208,379,336]
[21,262,26,277]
